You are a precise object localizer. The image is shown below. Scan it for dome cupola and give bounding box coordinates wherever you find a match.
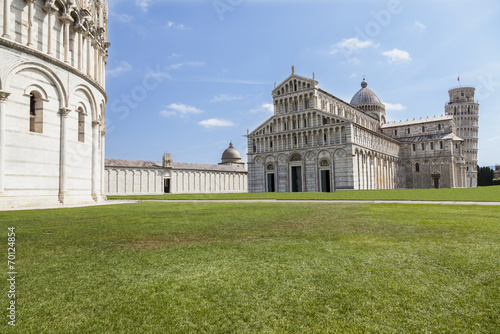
[351,79,381,105]
[220,143,245,168]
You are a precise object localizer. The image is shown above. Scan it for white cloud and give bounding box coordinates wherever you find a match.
[160,103,204,118]
[250,103,274,114]
[165,21,191,30]
[384,103,407,111]
[198,119,237,128]
[331,38,378,54]
[167,61,205,71]
[107,61,133,77]
[382,49,412,63]
[136,0,152,12]
[112,13,133,23]
[210,94,243,103]
[415,21,426,31]
[487,136,500,143]
[168,53,182,59]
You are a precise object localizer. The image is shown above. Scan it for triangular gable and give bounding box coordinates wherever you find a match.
[272,73,318,95]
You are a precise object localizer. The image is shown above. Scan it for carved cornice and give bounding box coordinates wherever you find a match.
[92,120,101,127]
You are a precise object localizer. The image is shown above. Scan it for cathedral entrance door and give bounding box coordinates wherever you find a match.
[267,174,275,192]
[321,170,331,192]
[433,177,440,189]
[291,166,302,192]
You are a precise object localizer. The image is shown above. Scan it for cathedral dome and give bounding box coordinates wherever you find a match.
[350,79,381,105]
[222,143,242,161]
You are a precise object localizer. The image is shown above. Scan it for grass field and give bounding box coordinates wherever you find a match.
[107,185,500,202]
[1,202,500,333]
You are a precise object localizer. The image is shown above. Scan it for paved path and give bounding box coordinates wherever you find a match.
[3,199,500,212]
[141,199,500,206]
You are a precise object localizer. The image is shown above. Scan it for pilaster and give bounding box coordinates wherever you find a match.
[58,107,71,203]
[0,91,11,194]
[91,120,100,201]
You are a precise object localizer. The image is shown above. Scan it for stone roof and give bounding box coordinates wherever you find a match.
[105,159,247,173]
[382,115,452,128]
[350,79,382,105]
[396,133,464,143]
[221,143,242,161]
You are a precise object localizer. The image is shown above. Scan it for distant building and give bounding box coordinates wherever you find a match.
[104,144,248,195]
[494,165,500,180]
[246,68,479,193]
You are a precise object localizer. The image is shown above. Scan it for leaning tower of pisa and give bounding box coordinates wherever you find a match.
[445,87,479,188]
[0,0,109,208]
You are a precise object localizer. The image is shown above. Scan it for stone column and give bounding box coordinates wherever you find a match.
[100,128,106,198]
[77,26,84,70]
[0,91,11,194]
[93,41,99,80]
[58,107,71,203]
[26,0,36,47]
[91,120,100,201]
[2,0,12,39]
[86,32,91,76]
[60,14,73,63]
[44,3,57,55]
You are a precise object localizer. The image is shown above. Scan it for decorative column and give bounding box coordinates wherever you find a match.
[2,0,12,39]
[58,107,71,203]
[86,32,91,76]
[26,0,36,47]
[44,2,57,55]
[76,26,84,70]
[0,91,11,194]
[93,41,99,80]
[91,120,100,201]
[59,14,73,63]
[100,128,107,199]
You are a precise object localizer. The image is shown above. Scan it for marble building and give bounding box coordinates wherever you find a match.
[104,144,248,195]
[247,68,478,192]
[0,0,109,209]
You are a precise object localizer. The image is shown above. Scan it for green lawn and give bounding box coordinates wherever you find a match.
[1,202,500,333]
[108,185,500,202]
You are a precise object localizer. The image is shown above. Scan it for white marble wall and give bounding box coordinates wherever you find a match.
[104,167,248,195]
[0,1,108,209]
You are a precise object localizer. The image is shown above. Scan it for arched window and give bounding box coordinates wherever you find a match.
[416,163,420,173]
[78,107,86,142]
[29,91,43,133]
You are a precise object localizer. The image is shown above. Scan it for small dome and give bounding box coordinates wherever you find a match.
[222,143,241,161]
[350,79,381,105]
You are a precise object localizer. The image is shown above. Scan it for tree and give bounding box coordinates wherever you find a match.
[478,166,494,186]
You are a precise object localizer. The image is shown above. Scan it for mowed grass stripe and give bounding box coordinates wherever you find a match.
[1,202,499,333]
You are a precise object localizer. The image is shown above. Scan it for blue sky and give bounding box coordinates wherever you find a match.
[104,0,500,167]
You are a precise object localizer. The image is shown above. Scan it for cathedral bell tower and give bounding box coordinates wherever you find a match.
[445,87,479,187]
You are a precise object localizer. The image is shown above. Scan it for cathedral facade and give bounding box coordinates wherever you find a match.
[0,0,109,208]
[247,69,478,193]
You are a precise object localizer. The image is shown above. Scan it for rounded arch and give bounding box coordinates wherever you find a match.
[290,153,302,162]
[24,84,49,101]
[55,0,67,14]
[5,62,67,108]
[70,85,98,120]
